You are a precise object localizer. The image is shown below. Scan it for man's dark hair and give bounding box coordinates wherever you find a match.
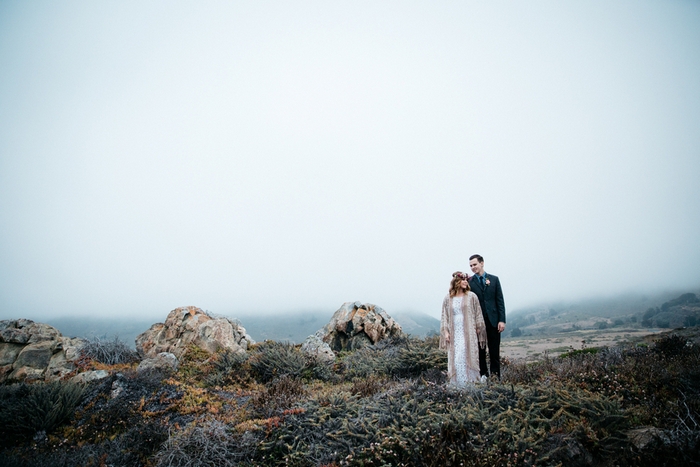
[469,254,484,263]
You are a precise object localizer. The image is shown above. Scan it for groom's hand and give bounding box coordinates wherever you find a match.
[497,322,506,333]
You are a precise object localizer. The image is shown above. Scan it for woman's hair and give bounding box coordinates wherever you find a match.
[449,271,470,297]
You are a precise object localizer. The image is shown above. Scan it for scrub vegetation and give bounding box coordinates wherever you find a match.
[1,332,699,466]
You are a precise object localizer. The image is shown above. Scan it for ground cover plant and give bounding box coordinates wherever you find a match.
[1,333,699,466]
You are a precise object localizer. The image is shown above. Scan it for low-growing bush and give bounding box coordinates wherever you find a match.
[155,418,261,467]
[80,336,140,365]
[252,375,308,418]
[257,379,629,466]
[248,341,332,383]
[0,381,84,447]
[350,375,391,398]
[2,419,169,467]
[653,333,692,359]
[249,341,307,383]
[204,349,251,387]
[559,346,602,358]
[340,338,405,378]
[392,336,447,378]
[340,336,446,380]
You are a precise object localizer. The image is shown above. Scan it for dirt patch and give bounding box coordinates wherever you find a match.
[501,328,667,361]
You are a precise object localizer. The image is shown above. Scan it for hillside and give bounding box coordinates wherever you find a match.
[506,290,700,337]
[497,291,700,360]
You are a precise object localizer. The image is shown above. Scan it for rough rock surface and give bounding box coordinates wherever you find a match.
[318,302,404,352]
[0,319,84,383]
[625,427,669,450]
[70,369,110,384]
[136,306,254,358]
[301,332,336,362]
[137,352,179,373]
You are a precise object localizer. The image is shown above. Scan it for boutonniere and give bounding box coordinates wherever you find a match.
[485,279,491,286]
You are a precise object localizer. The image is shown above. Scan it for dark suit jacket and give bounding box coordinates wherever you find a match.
[468,273,506,327]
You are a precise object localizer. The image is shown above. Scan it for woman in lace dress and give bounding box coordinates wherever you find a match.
[440,271,487,385]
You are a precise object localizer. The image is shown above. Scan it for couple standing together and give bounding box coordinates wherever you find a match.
[439,254,506,385]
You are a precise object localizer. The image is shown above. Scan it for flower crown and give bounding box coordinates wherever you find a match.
[452,271,469,280]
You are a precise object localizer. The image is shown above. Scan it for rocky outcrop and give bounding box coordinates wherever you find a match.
[136,306,254,358]
[0,319,84,383]
[317,302,404,352]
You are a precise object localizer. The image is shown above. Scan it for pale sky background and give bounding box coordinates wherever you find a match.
[1,1,699,322]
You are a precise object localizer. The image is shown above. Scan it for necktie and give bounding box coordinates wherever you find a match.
[480,275,486,288]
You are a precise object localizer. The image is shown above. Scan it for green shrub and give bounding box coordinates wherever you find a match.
[249,341,308,383]
[392,337,447,378]
[350,375,391,398]
[559,347,601,358]
[0,381,84,446]
[252,375,308,418]
[248,341,332,383]
[653,333,692,359]
[339,336,407,378]
[204,349,251,387]
[257,380,629,466]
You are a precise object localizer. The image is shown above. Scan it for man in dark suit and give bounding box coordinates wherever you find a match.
[468,254,506,379]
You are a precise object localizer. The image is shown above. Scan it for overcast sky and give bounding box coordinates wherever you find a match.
[1,1,699,322]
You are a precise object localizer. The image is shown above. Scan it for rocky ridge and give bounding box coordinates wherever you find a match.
[0,319,84,383]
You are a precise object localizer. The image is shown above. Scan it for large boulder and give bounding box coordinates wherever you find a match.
[0,319,85,383]
[318,302,404,352]
[136,306,254,358]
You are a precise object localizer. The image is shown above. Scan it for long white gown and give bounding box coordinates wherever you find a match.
[451,295,482,385]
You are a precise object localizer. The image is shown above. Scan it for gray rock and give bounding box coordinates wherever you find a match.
[318,302,404,352]
[71,370,109,384]
[301,332,336,362]
[0,319,85,383]
[10,366,45,382]
[136,307,255,358]
[0,343,24,366]
[137,352,179,373]
[111,377,127,398]
[14,341,55,369]
[626,427,669,450]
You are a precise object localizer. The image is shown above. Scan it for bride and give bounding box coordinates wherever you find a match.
[440,271,487,385]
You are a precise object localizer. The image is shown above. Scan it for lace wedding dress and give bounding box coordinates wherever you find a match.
[451,296,481,385]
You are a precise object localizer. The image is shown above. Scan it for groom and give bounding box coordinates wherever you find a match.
[468,254,506,379]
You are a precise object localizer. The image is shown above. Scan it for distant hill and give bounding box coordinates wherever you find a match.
[391,311,440,337]
[506,290,700,337]
[232,310,328,343]
[45,317,155,349]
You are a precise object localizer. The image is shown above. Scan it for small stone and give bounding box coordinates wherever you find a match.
[137,352,179,373]
[71,370,109,384]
